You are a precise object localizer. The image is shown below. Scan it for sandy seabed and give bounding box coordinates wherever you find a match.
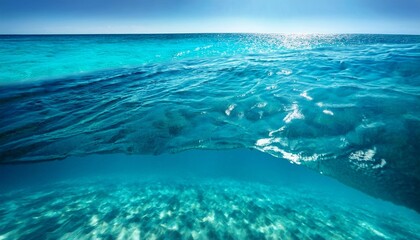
[0,178,419,240]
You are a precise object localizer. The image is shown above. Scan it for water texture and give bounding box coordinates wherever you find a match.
[1,178,419,240]
[0,34,420,213]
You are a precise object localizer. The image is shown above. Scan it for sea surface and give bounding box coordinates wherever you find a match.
[0,34,419,239]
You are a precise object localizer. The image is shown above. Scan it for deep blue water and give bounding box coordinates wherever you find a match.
[0,34,419,239]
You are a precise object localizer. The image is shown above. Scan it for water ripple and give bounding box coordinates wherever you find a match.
[1,35,420,213]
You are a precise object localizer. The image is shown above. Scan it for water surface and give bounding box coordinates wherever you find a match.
[0,34,419,238]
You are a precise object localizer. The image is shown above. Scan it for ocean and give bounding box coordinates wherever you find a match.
[0,34,419,239]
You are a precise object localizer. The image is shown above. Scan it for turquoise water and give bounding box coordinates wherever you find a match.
[0,34,420,238]
[1,150,420,239]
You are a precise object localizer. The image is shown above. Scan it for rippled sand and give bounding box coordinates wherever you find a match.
[0,178,418,239]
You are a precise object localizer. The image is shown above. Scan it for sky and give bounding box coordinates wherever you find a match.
[0,0,419,34]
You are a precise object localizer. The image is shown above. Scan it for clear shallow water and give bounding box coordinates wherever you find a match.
[0,34,420,238]
[1,150,419,239]
[1,34,419,84]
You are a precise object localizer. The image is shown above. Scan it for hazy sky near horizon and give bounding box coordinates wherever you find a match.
[0,0,419,34]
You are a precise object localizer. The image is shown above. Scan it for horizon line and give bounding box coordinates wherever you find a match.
[1,32,419,36]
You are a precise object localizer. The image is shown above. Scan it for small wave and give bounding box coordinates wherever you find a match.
[1,36,420,213]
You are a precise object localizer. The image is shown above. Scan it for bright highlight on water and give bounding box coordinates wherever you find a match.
[0,34,419,239]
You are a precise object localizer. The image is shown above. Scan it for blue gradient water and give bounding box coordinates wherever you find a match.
[0,34,419,239]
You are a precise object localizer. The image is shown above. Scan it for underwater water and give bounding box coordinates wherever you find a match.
[1,150,420,239]
[0,34,420,239]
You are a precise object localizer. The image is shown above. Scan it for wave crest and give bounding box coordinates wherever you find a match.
[1,47,420,212]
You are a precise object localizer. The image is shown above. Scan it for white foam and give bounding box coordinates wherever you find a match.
[300,91,313,101]
[276,69,292,76]
[323,110,334,115]
[269,126,285,137]
[372,159,387,169]
[349,148,376,162]
[283,103,304,123]
[225,104,236,116]
[255,138,281,147]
